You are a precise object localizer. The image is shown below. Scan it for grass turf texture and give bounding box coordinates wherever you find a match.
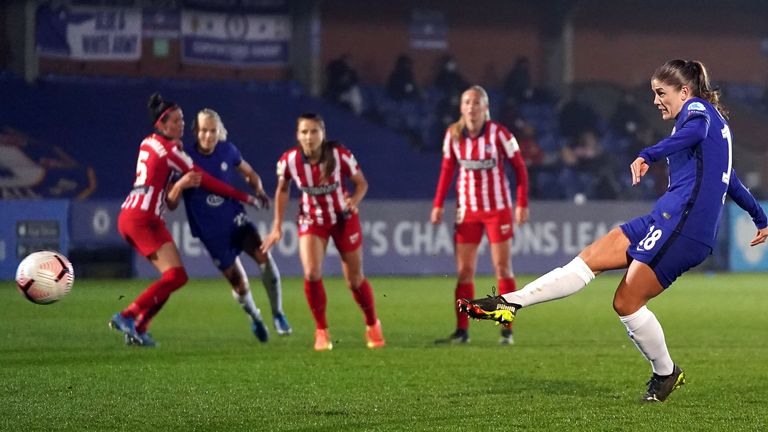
[2,273,767,431]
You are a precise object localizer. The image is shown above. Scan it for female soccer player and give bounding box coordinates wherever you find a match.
[165,108,292,342]
[459,60,768,401]
[109,93,261,347]
[431,85,529,345]
[261,113,385,351]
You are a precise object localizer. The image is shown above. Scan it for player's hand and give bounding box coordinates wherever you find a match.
[178,171,202,189]
[261,229,281,253]
[515,206,529,225]
[630,157,649,186]
[255,190,271,209]
[750,227,768,246]
[343,192,358,215]
[430,207,443,224]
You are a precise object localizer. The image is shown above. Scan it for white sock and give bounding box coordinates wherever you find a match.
[620,306,674,376]
[501,257,595,307]
[259,253,283,316]
[233,289,263,323]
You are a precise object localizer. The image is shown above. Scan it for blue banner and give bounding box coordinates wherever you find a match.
[36,2,142,60]
[180,10,291,65]
[728,201,768,271]
[0,200,70,279]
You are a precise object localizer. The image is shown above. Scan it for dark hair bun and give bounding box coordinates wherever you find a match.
[147,92,177,126]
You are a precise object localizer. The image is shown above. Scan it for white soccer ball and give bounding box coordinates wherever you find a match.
[15,251,75,305]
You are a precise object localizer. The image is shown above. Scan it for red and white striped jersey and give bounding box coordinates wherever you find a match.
[120,133,194,219]
[276,144,359,226]
[433,121,529,213]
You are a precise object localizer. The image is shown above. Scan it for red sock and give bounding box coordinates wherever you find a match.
[455,282,474,330]
[304,279,328,329]
[135,299,167,333]
[498,277,516,295]
[351,279,377,326]
[124,267,188,319]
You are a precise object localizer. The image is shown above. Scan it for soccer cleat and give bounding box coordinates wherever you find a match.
[251,319,269,343]
[108,312,141,343]
[273,313,293,336]
[500,326,514,345]
[314,328,333,351]
[365,320,385,349]
[641,365,686,402]
[434,328,470,344]
[457,295,519,324]
[125,332,157,347]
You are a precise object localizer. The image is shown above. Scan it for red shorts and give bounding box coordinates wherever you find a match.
[455,208,514,244]
[118,211,173,257]
[298,212,363,253]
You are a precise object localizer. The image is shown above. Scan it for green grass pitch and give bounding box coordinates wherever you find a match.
[2,273,768,431]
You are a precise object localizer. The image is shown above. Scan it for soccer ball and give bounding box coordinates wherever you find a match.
[15,250,75,305]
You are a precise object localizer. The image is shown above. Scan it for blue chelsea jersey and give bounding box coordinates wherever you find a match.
[638,98,732,248]
[182,141,245,239]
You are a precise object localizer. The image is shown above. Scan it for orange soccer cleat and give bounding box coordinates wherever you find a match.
[314,328,333,351]
[365,319,386,349]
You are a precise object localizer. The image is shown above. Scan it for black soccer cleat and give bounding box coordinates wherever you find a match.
[434,329,470,345]
[641,364,686,402]
[457,295,519,324]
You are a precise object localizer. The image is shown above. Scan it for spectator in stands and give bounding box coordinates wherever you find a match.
[165,108,292,342]
[431,85,529,345]
[433,54,469,98]
[558,97,601,143]
[503,56,534,103]
[559,129,622,200]
[109,93,260,347]
[324,54,364,115]
[458,59,768,403]
[386,54,422,101]
[261,113,385,351]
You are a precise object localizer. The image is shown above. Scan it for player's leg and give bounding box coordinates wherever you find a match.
[487,210,516,344]
[458,226,629,322]
[336,214,384,349]
[112,215,187,346]
[436,219,482,344]
[617,229,709,402]
[299,232,332,350]
[242,228,291,335]
[221,257,268,342]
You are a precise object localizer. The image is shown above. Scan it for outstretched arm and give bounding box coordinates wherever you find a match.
[236,159,270,208]
[728,169,768,246]
[261,177,291,253]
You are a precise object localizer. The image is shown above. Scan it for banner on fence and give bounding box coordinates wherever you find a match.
[36,2,142,60]
[180,9,291,66]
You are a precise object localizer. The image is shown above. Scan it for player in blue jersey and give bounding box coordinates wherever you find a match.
[167,108,292,342]
[458,60,768,402]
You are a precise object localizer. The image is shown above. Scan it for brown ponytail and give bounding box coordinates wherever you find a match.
[652,59,728,119]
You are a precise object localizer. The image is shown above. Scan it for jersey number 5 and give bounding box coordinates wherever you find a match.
[135,150,149,186]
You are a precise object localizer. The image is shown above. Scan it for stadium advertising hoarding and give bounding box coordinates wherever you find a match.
[728,201,768,271]
[64,200,650,278]
[0,200,70,279]
[36,2,142,60]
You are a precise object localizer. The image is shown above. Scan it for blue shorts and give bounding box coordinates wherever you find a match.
[620,214,712,288]
[199,221,260,271]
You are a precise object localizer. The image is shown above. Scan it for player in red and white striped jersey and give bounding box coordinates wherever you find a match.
[261,113,384,351]
[109,93,259,347]
[431,85,529,345]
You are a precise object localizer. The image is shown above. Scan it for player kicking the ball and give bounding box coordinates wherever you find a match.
[460,59,768,402]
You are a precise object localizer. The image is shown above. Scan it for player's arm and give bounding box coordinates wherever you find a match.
[345,170,368,215]
[236,159,270,208]
[165,171,202,210]
[727,168,768,246]
[261,176,291,253]
[431,132,457,224]
[638,116,708,164]
[508,149,530,225]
